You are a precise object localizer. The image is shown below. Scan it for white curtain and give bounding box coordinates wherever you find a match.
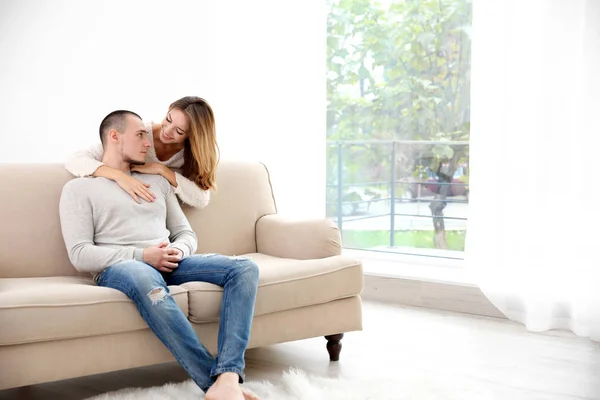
[466,0,600,340]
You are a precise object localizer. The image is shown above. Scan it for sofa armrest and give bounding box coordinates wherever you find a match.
[255,214,342,259]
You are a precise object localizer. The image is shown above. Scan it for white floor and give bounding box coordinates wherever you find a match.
[2,301,599,400]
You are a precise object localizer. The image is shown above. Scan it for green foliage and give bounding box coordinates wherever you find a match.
[327,0,472,185]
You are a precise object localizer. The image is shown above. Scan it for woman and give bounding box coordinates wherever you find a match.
[65,96,218,209]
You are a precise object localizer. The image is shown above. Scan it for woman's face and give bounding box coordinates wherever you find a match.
[159,108,189,145]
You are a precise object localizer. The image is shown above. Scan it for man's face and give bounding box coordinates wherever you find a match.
[119,115,151,165]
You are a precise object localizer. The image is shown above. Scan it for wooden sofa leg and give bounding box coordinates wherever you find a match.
[325,333,344,361]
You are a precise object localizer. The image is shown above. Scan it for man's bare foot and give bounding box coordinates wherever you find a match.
[205,372,244,400]
[242,387,260,400]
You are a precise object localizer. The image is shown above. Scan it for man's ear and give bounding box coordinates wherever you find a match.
[108,128,120,144]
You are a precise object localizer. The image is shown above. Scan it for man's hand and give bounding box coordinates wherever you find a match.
[143,242,183,273]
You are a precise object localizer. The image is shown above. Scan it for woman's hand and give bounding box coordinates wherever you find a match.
[132,162,178,187]
[131,162,166,176]
[116,173,156,204]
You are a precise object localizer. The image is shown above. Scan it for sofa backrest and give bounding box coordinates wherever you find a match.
[0,161,277,278]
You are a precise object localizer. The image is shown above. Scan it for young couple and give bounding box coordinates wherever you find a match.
[59,97,259,400]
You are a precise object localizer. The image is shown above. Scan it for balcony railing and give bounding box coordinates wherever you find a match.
[326,140,469,259]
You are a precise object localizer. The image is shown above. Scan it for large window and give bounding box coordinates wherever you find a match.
[326,0,472,259]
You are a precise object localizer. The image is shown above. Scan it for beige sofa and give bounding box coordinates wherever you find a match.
[0,161,363,390]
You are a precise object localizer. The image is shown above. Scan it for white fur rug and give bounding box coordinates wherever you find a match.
[85,368,493,400]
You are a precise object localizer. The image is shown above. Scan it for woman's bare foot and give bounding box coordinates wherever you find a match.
[205,372,244,400]
[242,387,260,400]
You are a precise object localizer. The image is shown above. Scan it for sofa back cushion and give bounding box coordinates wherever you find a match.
[0,161,276,278]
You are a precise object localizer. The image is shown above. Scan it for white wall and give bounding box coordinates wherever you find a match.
[211,1,326,218]
[0,0,325,218]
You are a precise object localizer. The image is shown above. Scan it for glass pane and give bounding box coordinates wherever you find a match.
[326,0,472,259]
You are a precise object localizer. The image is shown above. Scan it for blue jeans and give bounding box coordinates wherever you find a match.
[96,254,259,393]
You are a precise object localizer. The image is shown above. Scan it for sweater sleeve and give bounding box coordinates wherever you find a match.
[59,181,145,273]
[165,186,199,257]
[173,172,211,209]
[144,121,153,136]
[65,143,105,178]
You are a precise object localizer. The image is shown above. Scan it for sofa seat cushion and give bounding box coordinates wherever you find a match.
[182,253,363,324]
[0,276,189,346]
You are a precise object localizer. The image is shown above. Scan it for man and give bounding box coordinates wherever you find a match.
[59,110,259,400]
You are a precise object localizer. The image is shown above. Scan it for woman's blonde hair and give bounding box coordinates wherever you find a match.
[169,96,219,191]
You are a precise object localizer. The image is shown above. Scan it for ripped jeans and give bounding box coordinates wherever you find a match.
[96,254,259,393]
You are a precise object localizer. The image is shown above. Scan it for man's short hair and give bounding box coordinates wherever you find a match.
[99,110,142,146]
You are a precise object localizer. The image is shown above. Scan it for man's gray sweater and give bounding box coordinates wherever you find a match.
[59,172,198,277]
